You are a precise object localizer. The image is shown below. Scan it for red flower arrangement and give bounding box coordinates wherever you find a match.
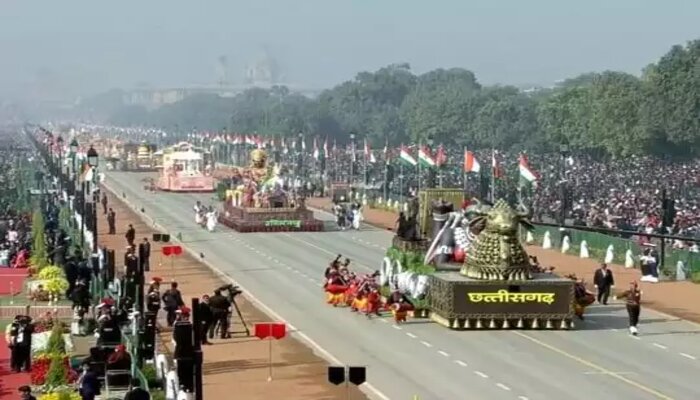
[30,355,77,385]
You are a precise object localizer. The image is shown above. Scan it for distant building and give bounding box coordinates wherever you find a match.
[121,84,322,110]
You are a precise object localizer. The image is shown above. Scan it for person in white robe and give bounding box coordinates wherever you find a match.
[206,210,217,232]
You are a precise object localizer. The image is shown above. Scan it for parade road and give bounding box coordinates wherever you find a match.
[105,171,700,400]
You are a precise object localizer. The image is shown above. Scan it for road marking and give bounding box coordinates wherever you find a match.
[378,319,388,323]
[496,383,510,391]
[518,397,530,400]
[474,371,489,378]
[437,350,449,357]
[454,360,468,367]
[392,325,402,330]
[652,343,668,350]
[630,335,641,340]
[584,371,637,375]
[513,331,674,400]
[680,353,696,360]
[282,234,374,272]
[406,332,417,339]
[103,180,393,400]
[420,340,433,348]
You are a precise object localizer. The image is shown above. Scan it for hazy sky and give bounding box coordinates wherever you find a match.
[1,0,698,98]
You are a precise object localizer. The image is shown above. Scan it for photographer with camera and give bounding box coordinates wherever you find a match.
[208,289,232,339]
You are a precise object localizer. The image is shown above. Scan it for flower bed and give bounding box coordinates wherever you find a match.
[31,324,79,397]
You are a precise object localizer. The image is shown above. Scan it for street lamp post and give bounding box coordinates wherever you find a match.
[87,145,99,254]
[57,136,64,193]
[69,138,78,196]
[349,133,356,185]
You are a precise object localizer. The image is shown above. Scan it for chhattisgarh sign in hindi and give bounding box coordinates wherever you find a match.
[453,284,572,315]
[264,219,302,228]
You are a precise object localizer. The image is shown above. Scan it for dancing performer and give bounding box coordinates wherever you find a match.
[619,281,642,335]
[351,203,363,230]
[386,286,414,323]
[571,275,595,320]
[206,207,217,232]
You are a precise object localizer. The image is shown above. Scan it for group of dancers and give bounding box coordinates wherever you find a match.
[323,255,415,323]
[193,201,217,232]
[332,200,363,230]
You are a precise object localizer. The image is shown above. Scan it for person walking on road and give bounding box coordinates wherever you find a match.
[620,281,642,335]
[593,263,614,305]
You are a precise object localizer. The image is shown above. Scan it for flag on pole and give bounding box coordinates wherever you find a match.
[364,139,376,163]
[491,150,504,178]
[518,153,538,183]
[418,145,436,168]
[324,137,329,158]
[313,138,320,160]
[435,144,447,167]
[302,138,306,151]
[463,149,481,173]
[399,145,417,166]
[383,140,390,164]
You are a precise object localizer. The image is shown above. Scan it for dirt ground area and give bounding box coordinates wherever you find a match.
[98,186,368,400]
[307,197,700,324]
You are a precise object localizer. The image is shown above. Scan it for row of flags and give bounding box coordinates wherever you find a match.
[198,132,540,184]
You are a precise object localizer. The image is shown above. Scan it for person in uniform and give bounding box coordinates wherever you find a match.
[208,290,231,339]
[6,315,21,372]
[620,281,642,335]
[9,316,33,372]
[146,278,163,317]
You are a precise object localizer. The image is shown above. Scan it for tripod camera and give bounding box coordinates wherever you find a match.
[217,283,250,336]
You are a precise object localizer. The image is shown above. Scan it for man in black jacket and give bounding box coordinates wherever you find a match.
[199,295,214,345]
[125,224,136,247]
[138,237,151,272]
[208,290,231,339]
[162,282,184,327]
[107,208,116,234]
[593,263,615,305]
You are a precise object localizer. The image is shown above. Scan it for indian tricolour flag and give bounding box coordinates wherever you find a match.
[518,153,538,184]
[418,146,436,168]
[399,145,417,166]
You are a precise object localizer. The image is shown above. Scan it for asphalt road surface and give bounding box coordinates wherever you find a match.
[105,172,700,400]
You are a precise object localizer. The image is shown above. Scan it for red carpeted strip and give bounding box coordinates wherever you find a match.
[0,269,28,295]
[0,335,30,399]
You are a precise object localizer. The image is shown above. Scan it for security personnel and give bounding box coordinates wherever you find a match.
[146,278,162,314]
[198,295,214,345]
[208,290,231,339]
[8,316,33,372]
[6,315,21,372]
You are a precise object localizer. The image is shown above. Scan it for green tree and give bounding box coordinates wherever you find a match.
[31,209,48,270]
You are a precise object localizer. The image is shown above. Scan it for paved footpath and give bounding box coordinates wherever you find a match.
[103,173,700,400]
[97,188,367,400]
[306,198,700,324]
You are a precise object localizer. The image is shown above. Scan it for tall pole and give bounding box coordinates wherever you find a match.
[463,147,467,195]
[349,134,355,186]
[417,141,422,195]
[191,298,204,400]
[399,161,404,204]
[490,149,496,203]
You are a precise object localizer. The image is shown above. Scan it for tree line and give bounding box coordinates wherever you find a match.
[105,38,699,158]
